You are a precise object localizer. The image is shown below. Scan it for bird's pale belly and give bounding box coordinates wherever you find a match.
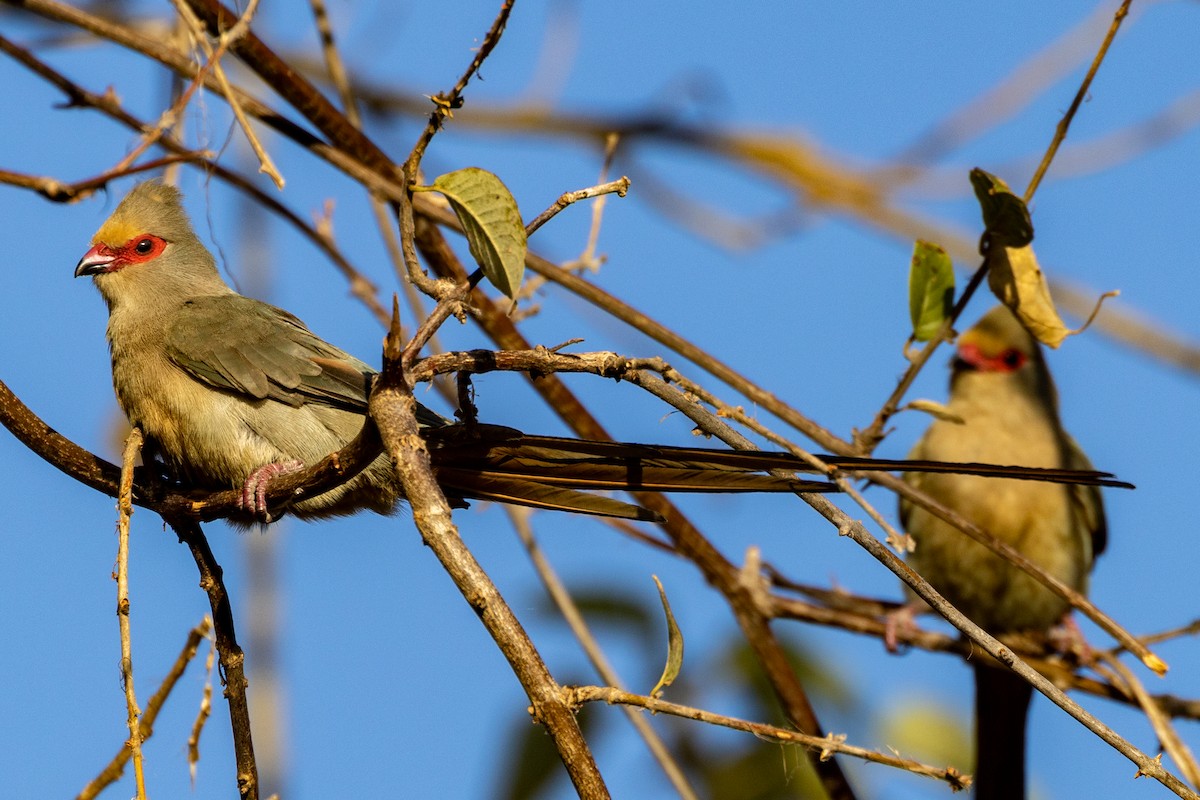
[906,474,1088,632]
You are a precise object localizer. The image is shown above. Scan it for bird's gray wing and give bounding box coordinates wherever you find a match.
[164,295,446,428]
[1063,433,1108,559]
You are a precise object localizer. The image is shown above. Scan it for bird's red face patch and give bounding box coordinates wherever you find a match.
[956,341,1027,373]
[76,234,167,275]
[113,234,167,265]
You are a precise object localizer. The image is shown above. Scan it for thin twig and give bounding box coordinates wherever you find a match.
[189,635,216,785]
[0,157,209,202]
[306,0,432,339]
[0,33,390,322]
[371,302,609,798]
[79,618,213,800]
[1024,0,1132,202]
[624,360,1162,675]
[308,0,354,120]
[567,133,623,270]
[565,686,971,792]
[396,170,453,298]
[853,261,991,452]
[1098,652,1200,788]
[403,0,516,176]
[1122,618,1200,651]
[394,0,513,305]
[508,507,701,800]
[895,3,1126,166]
[106,15,217,176]
[117,428,147,800]
[514,137,625,312]
[524,176,631,238]
[800,492,1195,799]
[165,517,259,800]
[171,0,283,187]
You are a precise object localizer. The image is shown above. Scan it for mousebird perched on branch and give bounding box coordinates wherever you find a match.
[75,182,1129,526]
[899,305,1109,800]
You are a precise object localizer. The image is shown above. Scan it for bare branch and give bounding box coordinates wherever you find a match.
[369,303,610,798]
[79,619,213,800]
[116,429,148,800]
[1024,0,1133,201]
[565,686,972,792]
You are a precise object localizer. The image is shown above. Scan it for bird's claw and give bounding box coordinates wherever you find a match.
[1047,613,1095,664]
[240,459,305,522]
[884,603,921,653]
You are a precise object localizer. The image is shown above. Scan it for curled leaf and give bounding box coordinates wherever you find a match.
[430,167,527,298]
[970,167,1076,348]
[908,240,955,341]
[969,168,1033,247]
[649,575,684,698]
[986,242,1073,348]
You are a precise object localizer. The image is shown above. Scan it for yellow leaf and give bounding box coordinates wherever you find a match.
[986,243,1071,348]
[970,168,1118,347]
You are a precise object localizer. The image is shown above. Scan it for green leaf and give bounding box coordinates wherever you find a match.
[649,575,684,698]
[908,240,955,341]
[430,167,527,298]
[969,168,1033,247]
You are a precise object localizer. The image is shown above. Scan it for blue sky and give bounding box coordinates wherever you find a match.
[1,2,1198,798]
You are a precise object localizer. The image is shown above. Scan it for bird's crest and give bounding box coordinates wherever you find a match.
[92,182,187,246]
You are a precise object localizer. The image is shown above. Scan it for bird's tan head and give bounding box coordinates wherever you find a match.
[951,304,1058,408]
[954,305,1039,375]
[74,181,226,313]
[74,181,204,279]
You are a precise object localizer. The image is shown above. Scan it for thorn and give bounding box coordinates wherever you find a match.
[385,294,404,361]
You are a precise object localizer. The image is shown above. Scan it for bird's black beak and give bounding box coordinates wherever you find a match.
[75,243,116,277]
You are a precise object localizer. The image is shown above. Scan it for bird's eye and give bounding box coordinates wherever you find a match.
[1002,349,1025,368]
[135,238,154,254]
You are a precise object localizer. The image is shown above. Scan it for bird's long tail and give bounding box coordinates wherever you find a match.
[974,662,1034,800]
[426,425,1132,521]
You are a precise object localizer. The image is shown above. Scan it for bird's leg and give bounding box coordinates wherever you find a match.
[140,437,178,487]
[455,371,479,429]
[1047,613,1095,664]
[883,601,926,653]
[239,459,305,521]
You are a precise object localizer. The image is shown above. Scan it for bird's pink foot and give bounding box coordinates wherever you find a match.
[1048,613,1094,663]
[239,459,305,522]
[884,602,923,653]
